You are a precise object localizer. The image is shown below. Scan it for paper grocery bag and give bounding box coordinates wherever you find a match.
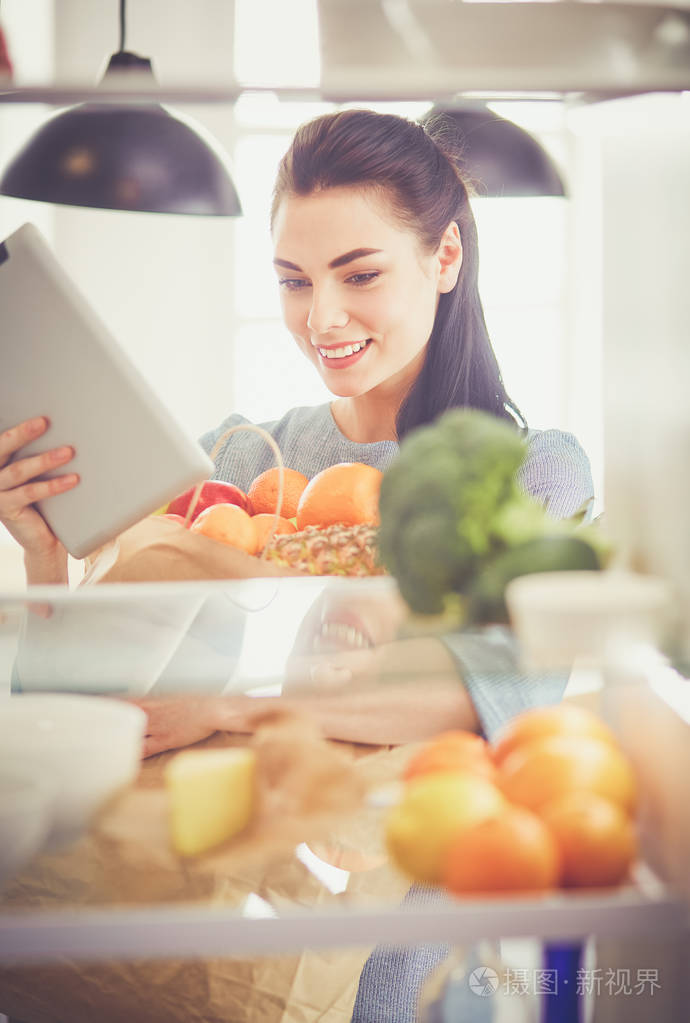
[0,715,414,1023]
[0,876,379,1023]
[81,422,306,585]
[81,514,302,585]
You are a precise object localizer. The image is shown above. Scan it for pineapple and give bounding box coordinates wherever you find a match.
[263,523,384,577]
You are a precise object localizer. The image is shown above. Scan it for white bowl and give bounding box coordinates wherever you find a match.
[0,766,55,887]
[505,570,674,671]
[0,694,146,846]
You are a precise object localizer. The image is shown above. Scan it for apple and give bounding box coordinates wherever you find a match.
[166,480,252,523]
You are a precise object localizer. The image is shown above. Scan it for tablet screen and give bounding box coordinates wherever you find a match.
[0,223,214,558]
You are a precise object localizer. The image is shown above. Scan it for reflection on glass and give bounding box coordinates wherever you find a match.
[4,577,476,703]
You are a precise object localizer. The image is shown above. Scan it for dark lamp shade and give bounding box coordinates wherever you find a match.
[0,102,242,215]
[426,106,566,198]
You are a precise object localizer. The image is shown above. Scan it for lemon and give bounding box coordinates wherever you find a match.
[385,770,505,884]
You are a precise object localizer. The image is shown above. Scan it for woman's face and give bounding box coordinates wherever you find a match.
[271,186,461,402]
[283,581,409,693]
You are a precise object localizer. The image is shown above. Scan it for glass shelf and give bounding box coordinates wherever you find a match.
[0,863,686,965]
[0,578,687,1023]
[1,3,689,106]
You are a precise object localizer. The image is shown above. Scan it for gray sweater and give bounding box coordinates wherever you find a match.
[201,403,594,521]
[201,401,594,741]
[202,403,595,1023]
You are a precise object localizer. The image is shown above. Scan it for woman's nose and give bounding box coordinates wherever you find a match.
[307,285,349,334]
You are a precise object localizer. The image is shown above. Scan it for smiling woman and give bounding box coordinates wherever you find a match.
[2,103,594,637]
[270,187,462,442]
[0,108,595,1023]
[196,108,591,509]
[269,110,523,439]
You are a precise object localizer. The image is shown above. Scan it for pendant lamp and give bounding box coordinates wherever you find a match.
[422,105,566,198]
[0,2,241,216]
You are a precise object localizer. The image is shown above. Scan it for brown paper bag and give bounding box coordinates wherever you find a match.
[76,421,298,585]
[79,420,388,586]
[81,514,302,585]
[0,716,414,1023]
[81,422,309,585]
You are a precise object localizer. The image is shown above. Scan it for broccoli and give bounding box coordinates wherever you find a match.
[378,408,601,617]
[465,534,601,625]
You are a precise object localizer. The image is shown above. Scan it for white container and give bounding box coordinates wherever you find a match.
[505,570,674,671]
[0,694,146,846]
[0,766,55,887]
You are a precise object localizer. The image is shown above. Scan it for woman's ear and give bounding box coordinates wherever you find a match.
[437,221,463,294]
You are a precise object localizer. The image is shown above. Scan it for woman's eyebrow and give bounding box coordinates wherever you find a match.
[273,248,383,273]
[328,247,383,269]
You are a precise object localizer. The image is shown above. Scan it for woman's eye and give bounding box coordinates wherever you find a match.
[347,271,380,286]
[278,278,310,291]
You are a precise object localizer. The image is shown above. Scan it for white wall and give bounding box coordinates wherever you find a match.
[596,94,690,657]
[49,0,239,440]
[0,0,55,239]
[0,0,56,586]
[2,0,240,439]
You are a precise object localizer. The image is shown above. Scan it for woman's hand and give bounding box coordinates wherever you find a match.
[131,696,224,758]
[0,417,78,584]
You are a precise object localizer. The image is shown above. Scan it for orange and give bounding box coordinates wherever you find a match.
[443,804,561,896]
[385,770,505,884]
[492,704,618,766]
[404,731,497,784]
[539,791,637,888]
[247,467,309,518]
[252,513,297,551]
[499,734,638,815]
[190,503,259,555]
[296,462,383,530]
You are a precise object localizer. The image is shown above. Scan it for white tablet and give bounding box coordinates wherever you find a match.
[0,223,214,558]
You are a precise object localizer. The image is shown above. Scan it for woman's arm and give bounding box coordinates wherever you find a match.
[24,546,70,586]
[134,637,481,757]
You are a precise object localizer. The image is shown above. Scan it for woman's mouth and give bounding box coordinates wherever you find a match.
[312,338,372,368]
[312,619,374,653]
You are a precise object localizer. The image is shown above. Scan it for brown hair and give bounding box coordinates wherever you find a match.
[271,108,524,437]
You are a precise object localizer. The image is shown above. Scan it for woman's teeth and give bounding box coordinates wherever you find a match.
[313,621,373,650]
[315,339,370,360]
